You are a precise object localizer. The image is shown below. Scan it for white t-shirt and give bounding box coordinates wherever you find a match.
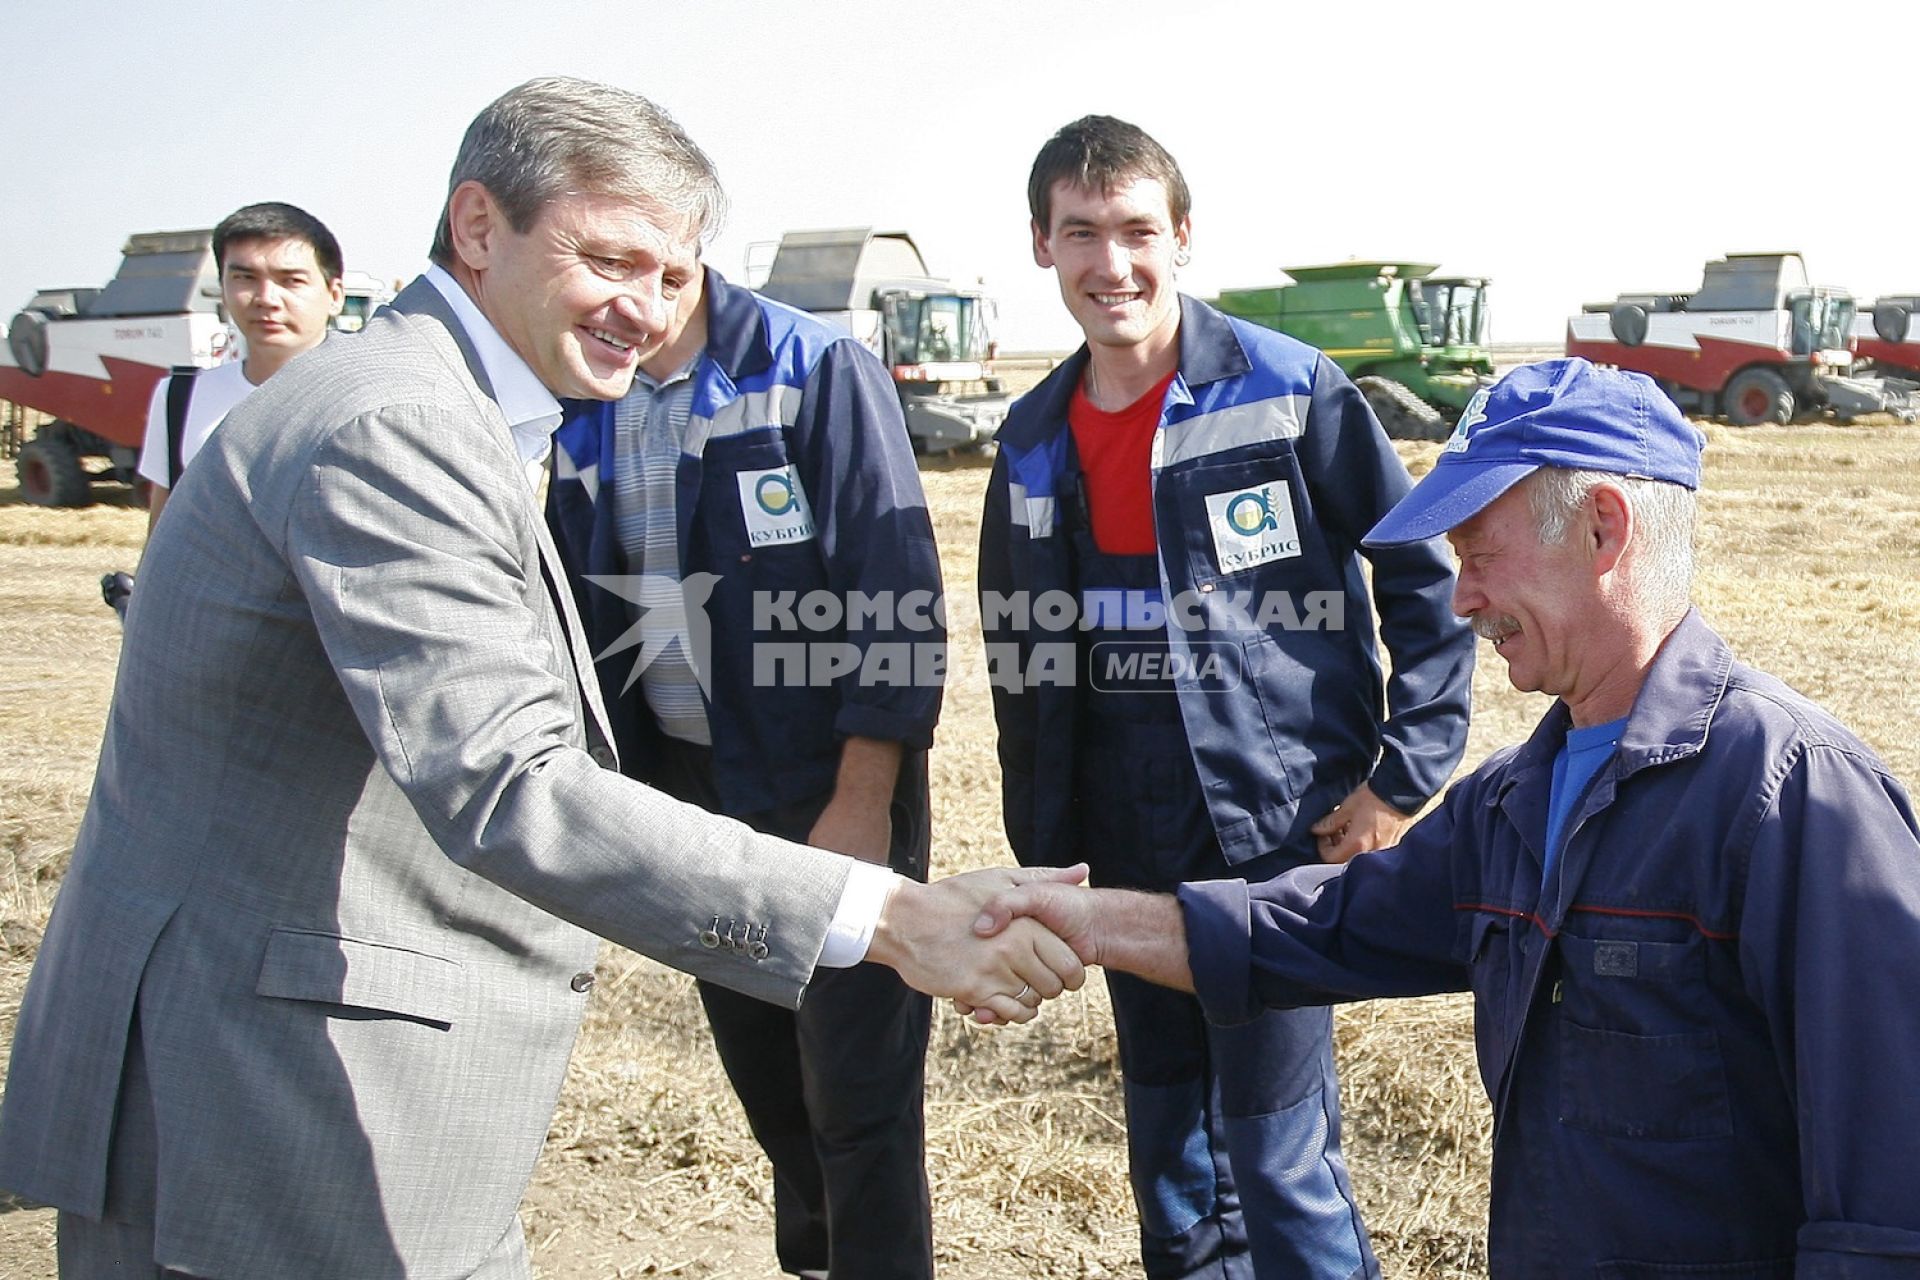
[136,360,260,489]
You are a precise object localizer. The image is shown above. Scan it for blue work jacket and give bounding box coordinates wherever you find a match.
[1183,610,1920,1276]
[979,297,1474,867]
[547,269,943,816]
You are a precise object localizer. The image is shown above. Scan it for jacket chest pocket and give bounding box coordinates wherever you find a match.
[1554,932,1733,1141]
[1595,1259,1793,1279]
[1161,452,1338,608]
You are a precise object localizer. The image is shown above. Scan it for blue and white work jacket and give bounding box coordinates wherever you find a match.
[548,269,943,816]
[980,297,1473,868]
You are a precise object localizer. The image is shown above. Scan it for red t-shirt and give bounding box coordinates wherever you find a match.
[1067,369,1177,555]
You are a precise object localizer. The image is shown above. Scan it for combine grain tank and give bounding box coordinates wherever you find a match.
[1855,296,1920,378]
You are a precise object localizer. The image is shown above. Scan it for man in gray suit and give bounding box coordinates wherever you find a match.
[0,78,1083,1279]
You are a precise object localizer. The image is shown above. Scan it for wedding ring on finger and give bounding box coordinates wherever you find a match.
[1014,983,1037,1006]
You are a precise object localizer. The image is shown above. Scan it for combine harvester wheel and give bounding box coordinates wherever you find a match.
[16,430,91,507]
[1722,368,1794,427]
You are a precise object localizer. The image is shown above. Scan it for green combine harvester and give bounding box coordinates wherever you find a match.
[1212,261,1494,441]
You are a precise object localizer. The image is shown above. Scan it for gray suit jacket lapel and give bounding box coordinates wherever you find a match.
[531,506,618,764]
[387,278,619,766]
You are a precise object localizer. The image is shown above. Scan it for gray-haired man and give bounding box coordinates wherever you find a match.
[0,77,1083,1279]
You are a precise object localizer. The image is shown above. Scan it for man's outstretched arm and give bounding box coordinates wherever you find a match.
[969,810,1476,1026]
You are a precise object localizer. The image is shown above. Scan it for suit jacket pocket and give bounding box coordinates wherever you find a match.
[255,927,464,1028]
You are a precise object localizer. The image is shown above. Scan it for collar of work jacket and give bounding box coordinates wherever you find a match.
[997,294,1247,456]
[699,266,778,380]
[1488,606,1730,919]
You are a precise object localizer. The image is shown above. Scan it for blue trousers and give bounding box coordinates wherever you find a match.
[1069,535,1378,1280]
[1104,972,1373,1280]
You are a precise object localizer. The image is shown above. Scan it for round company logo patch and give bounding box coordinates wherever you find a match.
[755,472,797,516]
[1226,490,1279,535]
[736,465,817,546]
[1203,481,1301,574]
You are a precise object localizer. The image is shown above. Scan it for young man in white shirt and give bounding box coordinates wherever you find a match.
[138,201,346,526]
[104,203,346,617]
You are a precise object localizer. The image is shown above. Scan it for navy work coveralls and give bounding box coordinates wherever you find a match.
[1183,611,1920,1277]
[980,298,1474,1279]
[549,269,944,1280]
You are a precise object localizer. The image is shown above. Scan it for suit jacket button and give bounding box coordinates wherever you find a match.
[699,928,721,949]
[570,971,596,993]
[747,941,770,961]
[588,744,616,769]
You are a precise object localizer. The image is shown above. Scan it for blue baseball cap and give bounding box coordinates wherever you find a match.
[1363,357,1704,547]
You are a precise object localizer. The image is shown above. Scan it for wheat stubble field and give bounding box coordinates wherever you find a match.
[0,415,1916,1278]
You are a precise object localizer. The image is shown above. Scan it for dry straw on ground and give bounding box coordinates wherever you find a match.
[1,418,1916,1278]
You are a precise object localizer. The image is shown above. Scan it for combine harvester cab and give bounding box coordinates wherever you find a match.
[1565,252,1909,424]
[754,227,1007,454]
[1212,261,1495,442]
[2,233,394,506]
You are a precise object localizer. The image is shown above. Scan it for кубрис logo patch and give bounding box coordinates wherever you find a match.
[1204,482,1301,573]
[738,466,816,546]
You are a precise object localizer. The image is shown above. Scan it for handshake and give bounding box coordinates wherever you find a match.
[864,865,1176,1026]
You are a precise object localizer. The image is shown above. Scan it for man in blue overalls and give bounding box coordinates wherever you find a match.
[979,116,1475,1279]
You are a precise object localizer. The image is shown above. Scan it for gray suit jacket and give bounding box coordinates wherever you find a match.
[0,280,852,1277]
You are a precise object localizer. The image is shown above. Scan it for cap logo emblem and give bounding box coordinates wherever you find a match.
[1444,388,1491,454]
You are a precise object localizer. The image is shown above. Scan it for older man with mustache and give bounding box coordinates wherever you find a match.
[976,357,1920,1277]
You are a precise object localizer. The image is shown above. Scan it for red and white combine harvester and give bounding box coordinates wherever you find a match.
[1,230,389,506]
[1565,252,1914,424]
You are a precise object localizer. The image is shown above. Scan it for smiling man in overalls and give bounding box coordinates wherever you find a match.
[979,116,1475,1280]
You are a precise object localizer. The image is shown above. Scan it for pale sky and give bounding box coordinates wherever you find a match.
[4,0,1915,350]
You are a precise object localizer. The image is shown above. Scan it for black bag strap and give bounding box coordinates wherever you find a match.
[164,366,199,488]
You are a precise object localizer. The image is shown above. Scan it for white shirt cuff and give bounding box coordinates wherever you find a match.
[816,861,901,968]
